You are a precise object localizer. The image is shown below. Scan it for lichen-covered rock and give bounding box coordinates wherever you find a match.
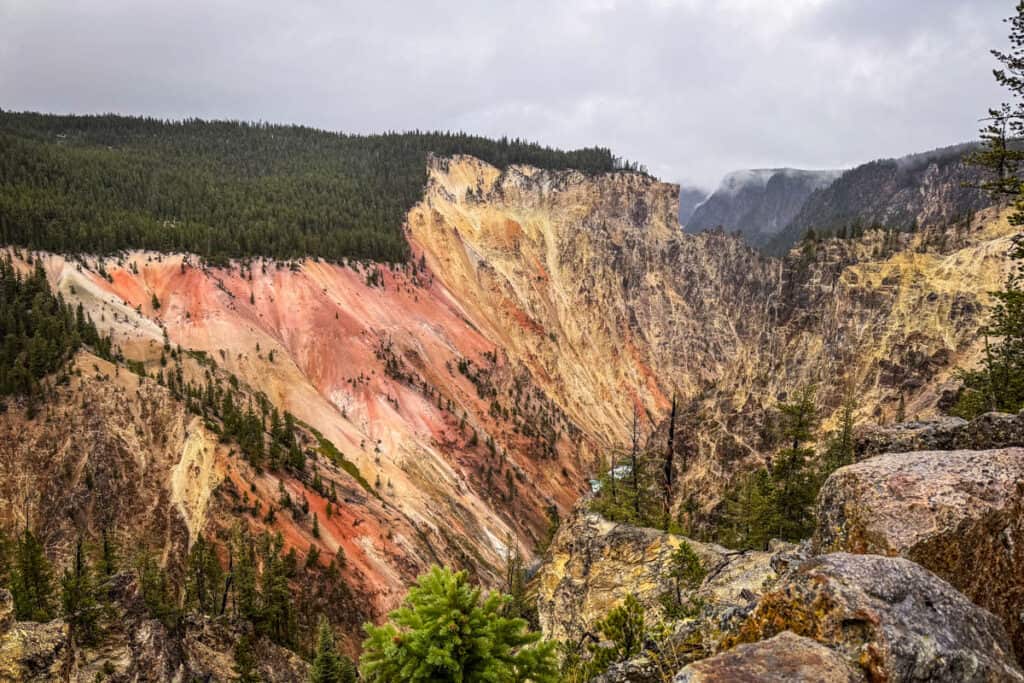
[673,631,864,682]
[0,577,308,682]
[590,655,662,683]
[855,417,968,457]
[537,509,729,643]
[954,410,1024,449]
[856,411,1024,458]
[0,590,68,682]
[812,447,1024,661]
[731,553,1023,682]
[536,508,788,645]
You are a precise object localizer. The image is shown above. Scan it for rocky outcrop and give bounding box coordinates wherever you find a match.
[674,631,864,682]
[590,656,662,683]
[731,553,1023,682]
[813,447,1024,663]
[536,507,793,648]
[0,578,309,682]
[856,411,1024,458]
[0,591,66,682]
[536,509,725,643]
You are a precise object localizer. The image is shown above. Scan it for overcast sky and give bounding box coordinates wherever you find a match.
[0,0,1013,188]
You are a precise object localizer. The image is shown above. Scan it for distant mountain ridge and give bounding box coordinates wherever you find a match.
[684,168,842,247]
[769,142,991,254]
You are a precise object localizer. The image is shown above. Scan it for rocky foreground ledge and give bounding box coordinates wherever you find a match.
[0,574,306,682]
[814,446,1024,659]
[538,419,1024,682]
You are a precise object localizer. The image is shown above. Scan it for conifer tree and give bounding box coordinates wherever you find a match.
[821,396,856,474]
[136,550,179,627]
[11,528,54,621]
[587,594,645,675]
[360,566,557,682]
[716,386,820,549]
[185,535,224,615]
[61,537,99,643]
[310,616,355,683]
[661,540,705,618]
[957,1,1024,416]
[232,528,260,622]
[233,632,261,683]
[771,386,818,541]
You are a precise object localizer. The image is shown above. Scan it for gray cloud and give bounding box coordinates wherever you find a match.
[0,0,1012,188]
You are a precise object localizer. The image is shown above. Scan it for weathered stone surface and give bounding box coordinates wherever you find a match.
[731,553,1023,682]
[856,411,1024,458]
[856,417,968,457]
[537,509,726,643]
[0,575,308,682]
[673,631,864,682]
[0,589,67,682]
[590,655,661,683]
[955,410,1024,449]
[813,447,1024,661]
[536,508,786,645]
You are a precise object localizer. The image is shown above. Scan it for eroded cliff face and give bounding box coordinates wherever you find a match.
[15,233,595,622]
[408,155,1017,512]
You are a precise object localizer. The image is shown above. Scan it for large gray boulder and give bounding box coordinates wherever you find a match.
[674,631,863,682]
[728,553,1023,682]
[813,447,1024,661]
[856,410,1024,458]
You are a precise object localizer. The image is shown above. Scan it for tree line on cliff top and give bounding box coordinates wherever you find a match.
[0,110,645,265]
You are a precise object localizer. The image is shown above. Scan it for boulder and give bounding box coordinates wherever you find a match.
[856,411,1024,458]
[0,589,68,683]
[673,631,864,682]
[730,553,1023,682]
[856,417,967,457]
[813,447,1024,660]
[590,655,661,683]
[536,509,788,645]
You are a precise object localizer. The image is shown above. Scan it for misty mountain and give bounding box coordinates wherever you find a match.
[678,186,709,226]
[684,168,842,246]
[768,142,992,254]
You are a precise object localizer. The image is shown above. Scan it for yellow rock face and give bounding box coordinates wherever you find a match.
[535,506,784,644]
[410,156,1018,507]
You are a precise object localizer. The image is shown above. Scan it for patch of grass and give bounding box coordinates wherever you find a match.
[309,428,377,498]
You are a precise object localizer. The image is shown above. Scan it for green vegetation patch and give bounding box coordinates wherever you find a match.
[0,111,642,264]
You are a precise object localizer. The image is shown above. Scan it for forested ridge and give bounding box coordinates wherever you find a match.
[0,255,111,400]
[0,110,643,264]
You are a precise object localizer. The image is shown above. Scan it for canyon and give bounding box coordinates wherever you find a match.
[0,151,1017,677]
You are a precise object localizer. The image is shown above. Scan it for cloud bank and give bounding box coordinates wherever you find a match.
[0,0,1011,187]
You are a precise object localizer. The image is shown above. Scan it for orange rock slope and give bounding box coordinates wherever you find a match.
[28,240,592,617]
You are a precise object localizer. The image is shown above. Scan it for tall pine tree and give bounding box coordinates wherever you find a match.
[958,1,1024,417]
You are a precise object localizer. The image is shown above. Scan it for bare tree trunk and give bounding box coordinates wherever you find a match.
[219,552,233,617]
[663,395,677,520]
[631,406,640,517]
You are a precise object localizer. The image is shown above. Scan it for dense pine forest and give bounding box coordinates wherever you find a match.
[0,111,643,264]
[0,255,111,399]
